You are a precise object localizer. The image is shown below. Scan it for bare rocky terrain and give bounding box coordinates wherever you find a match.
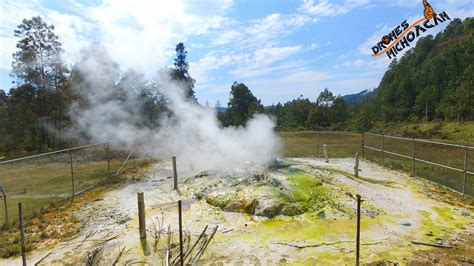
[3,157,474,265]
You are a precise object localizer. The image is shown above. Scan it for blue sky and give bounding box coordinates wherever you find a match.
[0,0,472,105]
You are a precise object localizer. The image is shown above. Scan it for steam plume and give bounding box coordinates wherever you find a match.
[69,43,281,174]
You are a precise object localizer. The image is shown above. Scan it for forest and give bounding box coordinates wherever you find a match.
[0,16,472,156]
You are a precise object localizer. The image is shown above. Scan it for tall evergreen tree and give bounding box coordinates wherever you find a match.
[171,42,196,101]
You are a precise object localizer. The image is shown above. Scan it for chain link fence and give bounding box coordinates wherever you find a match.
[0,142,140,227]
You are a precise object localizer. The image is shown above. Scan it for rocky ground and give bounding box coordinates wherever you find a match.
[2,157,473,265]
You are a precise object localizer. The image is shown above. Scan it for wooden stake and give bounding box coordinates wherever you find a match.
[323,144,329,163]
[0,184,7,226]
[411,138,416,177]
[172,156,178,190]
[137,192,146,239]
[107,142,111,179]
[69,149,75,200]
[463,146,468,196]
[354,153,360,177]
[19,203,26,266]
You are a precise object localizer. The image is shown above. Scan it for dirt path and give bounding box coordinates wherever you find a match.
[2,158,473,265]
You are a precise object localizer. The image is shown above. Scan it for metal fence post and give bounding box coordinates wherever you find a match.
[19,203,26,266]
[411,138,415,177]
[178,200,184,266]
[361,132,365,159]
[463,146,468,196]
[137,192,146,239]
[172,156,178,190]
[69,149,75,199]
[381,133,385,164]
[107,141,111,179]
[356,194,361,266]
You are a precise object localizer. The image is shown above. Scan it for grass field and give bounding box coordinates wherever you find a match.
[0,145,140,227]
[279,131,362,158]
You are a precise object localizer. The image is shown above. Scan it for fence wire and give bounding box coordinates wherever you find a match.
[0,142,138,227]
[363,133,474,196]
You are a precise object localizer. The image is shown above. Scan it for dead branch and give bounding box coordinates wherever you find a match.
[411,241,452,248]
[183,225,208,262]
[86,246,103,266]
[190,225,218,264]
[34,252,52,265]
[112,246,131,266]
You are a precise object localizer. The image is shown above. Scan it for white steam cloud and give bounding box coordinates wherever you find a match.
[69,43,281,174]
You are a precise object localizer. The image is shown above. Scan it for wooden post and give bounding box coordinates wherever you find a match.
[19,203,26,266]
[0,183,7,226]
[107,142,111,179]
[323,144,329,163]
[69,149,75,199]
[411,138,416,177]
[381,134,384,164]
[178,200,184,266]
[354,153,360,177]
[356,194,361,266]
[361,132,365,159]
[2,194,7,226]
[463,146,468,196]
[172,156,178,190]
[317,132,320,158]
[137,192,146,239]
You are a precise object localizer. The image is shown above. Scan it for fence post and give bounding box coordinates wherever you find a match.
[107,141,111,179]
[2,194,7,227]
[69,149,75,199]
[0,184,7,227]
[317,132,321,158]
[411,138,416,177]
[137,192,146,239]
[172,156,178,190]
[354,153,360,177]
[356,194,361,266]
[19,203,26,266]
[178,200,184,266]
[463,146,468,196]
[381,133,384,164]
[361,132,365,159]
[323,144,329,163]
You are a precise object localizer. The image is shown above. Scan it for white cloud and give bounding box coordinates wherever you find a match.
[230,45,303,78]
[338,57,390,70]
[300,0,370,17]
[0,0,234,74]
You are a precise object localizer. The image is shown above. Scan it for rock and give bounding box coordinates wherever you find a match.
[460,211,470,217]
[366,209,378,218]
[397,220,411,226]
[425,230,434,236]
[317,210,326,219]
[254,195,283,218]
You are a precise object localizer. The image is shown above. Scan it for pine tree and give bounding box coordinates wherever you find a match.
[171,42,196,101]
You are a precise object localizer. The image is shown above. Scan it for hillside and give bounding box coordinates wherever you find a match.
[373,17,473,123]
